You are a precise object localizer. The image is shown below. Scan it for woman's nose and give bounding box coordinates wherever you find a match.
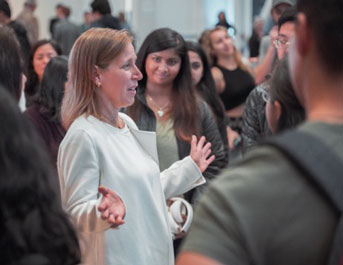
[133,65,143,80]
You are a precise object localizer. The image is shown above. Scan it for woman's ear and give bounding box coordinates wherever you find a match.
[93,65,102,88]
[266,99,282,133]
[273,100,282,121]
[273,100,282,127]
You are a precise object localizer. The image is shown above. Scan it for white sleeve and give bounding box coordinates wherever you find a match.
[58,129,112,233]
[160,156,206,200]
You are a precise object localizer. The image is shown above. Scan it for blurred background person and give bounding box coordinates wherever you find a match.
[90,0,122,30]
[248,17,264,62]
[24,56,68,170]
[15,0,39,46]
[49,3,63,38]
[186,41,229,160]
[202,26,255,150]
[53,5,80,55]
[216,11,236,36]
[24,39,61,107]
[0,0,30,63]
[80,11,92,33]
[254,0,295,85]
[118,11,130,31]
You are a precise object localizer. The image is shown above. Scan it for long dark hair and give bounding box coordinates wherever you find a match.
[25,39,61,101]
[39,56,68,121]
[128,28,199,142]
[0,87,80,265]
[269,57,305,132]
[185,41,225,122]
[0,25,23,101]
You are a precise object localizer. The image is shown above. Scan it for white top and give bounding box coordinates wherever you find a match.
[57,113,205,265]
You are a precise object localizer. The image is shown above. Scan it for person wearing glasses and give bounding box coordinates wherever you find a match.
[254,0,295,85]
[241,7,297,150]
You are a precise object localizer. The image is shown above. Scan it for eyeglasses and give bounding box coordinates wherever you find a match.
[273,38,290,49]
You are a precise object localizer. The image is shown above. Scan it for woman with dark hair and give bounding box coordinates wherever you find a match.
[24,55,68,166]
[25,39,61,107]
[0,87,80,265]
[265,56,305,133]
[126,28,227,205]
[185,40,229,158]
[0,25,25,104]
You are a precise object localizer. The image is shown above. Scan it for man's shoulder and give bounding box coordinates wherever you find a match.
[216,122,343,195]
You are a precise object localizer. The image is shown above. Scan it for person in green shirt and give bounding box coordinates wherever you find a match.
[176,0,343,264]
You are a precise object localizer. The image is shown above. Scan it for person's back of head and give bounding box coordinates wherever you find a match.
[0,25,23,101]
[297,0,343,76]
[271,0,295,23]
[91,0,111,15]
[0,87,81,265]
[61,6,70,18]
[278,6,296,30]
[39,55,68,121]
[266,56,305,133]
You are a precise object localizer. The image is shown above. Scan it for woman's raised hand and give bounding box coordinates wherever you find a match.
[98,186,126,229]
[190,135,215,173]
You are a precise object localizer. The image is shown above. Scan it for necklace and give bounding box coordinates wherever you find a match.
[147,95,170,117]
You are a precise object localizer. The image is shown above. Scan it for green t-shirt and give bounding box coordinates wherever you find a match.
[181,121,343,265]
[156,119,179,171]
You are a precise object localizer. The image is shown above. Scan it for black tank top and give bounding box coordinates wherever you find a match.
[216,65,255,111]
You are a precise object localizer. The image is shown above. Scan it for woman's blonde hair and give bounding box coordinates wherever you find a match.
[201,26,250,74]
[61,28,132,129]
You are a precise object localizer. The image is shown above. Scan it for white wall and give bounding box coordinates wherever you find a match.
[8,0,252,52]
[132,0,206,50]
[8,0,125,39]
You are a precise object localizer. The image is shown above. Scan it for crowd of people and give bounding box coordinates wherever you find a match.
[0,0,342,264]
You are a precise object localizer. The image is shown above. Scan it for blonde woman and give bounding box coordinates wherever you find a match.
[202,26,255,148]
[58,28,214,265]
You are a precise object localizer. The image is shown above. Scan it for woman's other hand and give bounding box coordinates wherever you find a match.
[190,135,215,173]
[98,186,126,229]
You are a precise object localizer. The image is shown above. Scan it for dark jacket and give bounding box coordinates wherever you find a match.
[126,91,228,203]
[24,104,66,167]
[241,83,272,151]
[90,14,122,30]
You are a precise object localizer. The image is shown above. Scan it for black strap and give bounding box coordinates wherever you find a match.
[262,130,343,265]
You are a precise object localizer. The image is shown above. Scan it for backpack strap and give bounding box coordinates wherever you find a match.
[262,130,343,265]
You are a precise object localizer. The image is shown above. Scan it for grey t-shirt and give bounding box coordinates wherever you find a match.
[181,121,343,265]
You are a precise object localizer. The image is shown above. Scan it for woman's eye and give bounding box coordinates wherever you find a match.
[167,59,178,66]
[122,64,130,70]
[191,62,201,70]
[152,56,161,62]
